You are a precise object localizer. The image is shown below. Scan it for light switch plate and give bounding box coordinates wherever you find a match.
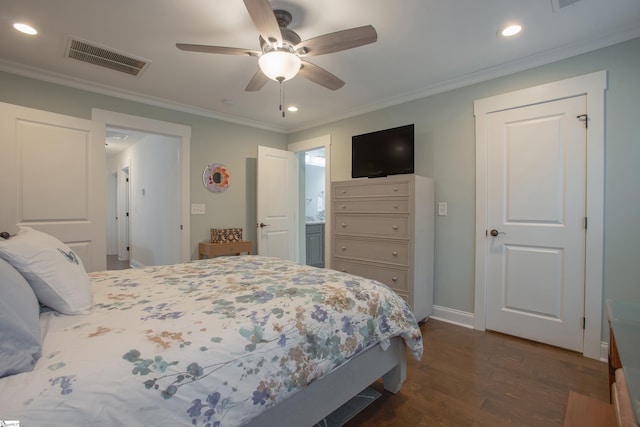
[438,202,448,216]
[191,203,206,215]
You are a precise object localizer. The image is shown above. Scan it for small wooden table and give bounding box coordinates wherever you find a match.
[199,241,252,259]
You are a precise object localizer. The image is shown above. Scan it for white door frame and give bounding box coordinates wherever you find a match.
[288,135,332,268]
[474,71,606,360]
[92,109,191,263]
[117,164,130,261]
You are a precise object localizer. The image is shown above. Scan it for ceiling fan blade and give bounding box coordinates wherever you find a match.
[245,69,269,91]
[243,0,283,47]
[299,61,345,91]
[176,43,259,57]
[296,25,377,57]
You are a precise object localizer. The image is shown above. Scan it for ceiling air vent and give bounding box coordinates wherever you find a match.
[551,0,583,12]
[65,37,150,76]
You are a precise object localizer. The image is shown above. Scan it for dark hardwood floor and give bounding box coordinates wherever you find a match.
[106,254,130,270]
[345,319,609,427]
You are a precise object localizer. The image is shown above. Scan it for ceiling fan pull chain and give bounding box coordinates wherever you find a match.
[280,80,285,118]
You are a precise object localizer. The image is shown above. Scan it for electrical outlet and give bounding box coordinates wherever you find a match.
[438,202,448,216]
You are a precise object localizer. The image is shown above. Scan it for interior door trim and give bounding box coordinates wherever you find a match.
[92,108,191,263]
[288,135,332,268]
[473,70,607,360]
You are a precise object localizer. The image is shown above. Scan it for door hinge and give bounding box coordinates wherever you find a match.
[126,246,130,252]
[583,317,586,329]
[126,177,129,182]
[584,217,588,230]
[180,225,183,230]
[577,114,588,129]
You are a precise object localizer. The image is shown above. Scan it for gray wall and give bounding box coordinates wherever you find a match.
[0,71,288,259]
[1,36,638,320]
[289,36,640,314]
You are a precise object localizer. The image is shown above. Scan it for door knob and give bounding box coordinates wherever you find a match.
[258,222,269,228]
[490,229,506,236]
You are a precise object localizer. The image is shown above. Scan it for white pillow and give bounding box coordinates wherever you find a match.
[0,257,42,377]
[0,226,92,314]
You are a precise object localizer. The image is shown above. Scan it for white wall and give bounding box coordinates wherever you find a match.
[109,134,181,266]
[305,164,325,219]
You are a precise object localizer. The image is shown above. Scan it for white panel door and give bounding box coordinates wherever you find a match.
[257,146,297,261]
[486,95,586,352]
[0,102,106,271]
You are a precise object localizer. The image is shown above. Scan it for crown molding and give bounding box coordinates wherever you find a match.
[288,25,640,133]
[2,24,638,135]
[0,60,288,134]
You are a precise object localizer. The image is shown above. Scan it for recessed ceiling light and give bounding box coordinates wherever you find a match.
[287,106,298,112]
[500,24,522,37]
[13,22,37,35]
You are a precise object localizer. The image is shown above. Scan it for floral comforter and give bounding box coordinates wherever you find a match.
[0,256,422,426]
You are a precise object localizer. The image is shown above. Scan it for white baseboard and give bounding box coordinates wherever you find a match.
[600,341,609,363]
[430,306,610,363]
[129,259,145,269]
[430,305,475,329]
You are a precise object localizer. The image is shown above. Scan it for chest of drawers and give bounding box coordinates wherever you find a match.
[331,174,434,322]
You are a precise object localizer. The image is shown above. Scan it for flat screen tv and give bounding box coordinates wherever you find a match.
[351,124,414,178]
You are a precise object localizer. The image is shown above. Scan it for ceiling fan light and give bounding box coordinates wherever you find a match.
[13,22,38,35]
[500,24,522,37]
[258,51,301,82]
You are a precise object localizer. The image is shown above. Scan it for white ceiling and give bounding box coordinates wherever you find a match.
[2,0,639,133]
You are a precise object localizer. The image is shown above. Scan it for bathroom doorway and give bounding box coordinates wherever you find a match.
[303,148,326,268]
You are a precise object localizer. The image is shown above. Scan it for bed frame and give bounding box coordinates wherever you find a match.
[246,336,407,426]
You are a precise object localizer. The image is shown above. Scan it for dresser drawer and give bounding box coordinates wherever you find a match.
[334,215,409,239]
[333,259,408,292]
[333,181,409,198]
[334,237,409,266]
[334,198,410,214]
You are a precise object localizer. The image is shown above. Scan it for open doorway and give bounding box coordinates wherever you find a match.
[288,135,331,269]
[105,127,181,268]
[302,148,326,267]
[95,108,191,269]
[106,163,131,270]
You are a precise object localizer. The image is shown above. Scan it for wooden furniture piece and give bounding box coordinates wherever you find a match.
[331,174,434,322]
[562,391,615,427]
[305,223,325,268]
[198,240,252,259]
[606,300,640,426]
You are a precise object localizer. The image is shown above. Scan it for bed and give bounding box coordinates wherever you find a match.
[0,227,423,426]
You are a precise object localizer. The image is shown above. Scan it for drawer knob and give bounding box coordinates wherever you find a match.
[341,269,347,272]
[341,223,347,228]
[392,251,398,256]
[393,204,398,208]
[341,246,347,250]
[393,187,398,192]
[392,277,398,282]
[392,225,398,230]
[342,190,347,194]
[341,205,346,209]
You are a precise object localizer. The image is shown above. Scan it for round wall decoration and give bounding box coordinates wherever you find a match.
[202,163,230,193]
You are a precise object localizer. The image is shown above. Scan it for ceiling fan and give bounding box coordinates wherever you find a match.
[176,0,377,92]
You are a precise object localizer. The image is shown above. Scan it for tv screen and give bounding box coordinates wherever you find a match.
[351,124,414,178]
